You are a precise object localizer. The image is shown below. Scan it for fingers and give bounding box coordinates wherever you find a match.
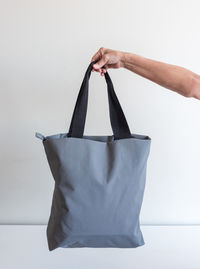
[92,55,109,76]
[91,51,101,63]
[91,47,107,74]
[93,54,108,70]
[100,67,107,76]
[90,47,120,76]
[91,47,104,61]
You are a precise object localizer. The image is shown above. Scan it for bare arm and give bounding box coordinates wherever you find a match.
[91,47,200,100]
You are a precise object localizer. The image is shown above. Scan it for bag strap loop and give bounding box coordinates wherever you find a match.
[68,61,132,140]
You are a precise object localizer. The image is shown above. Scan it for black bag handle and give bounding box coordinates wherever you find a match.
[68,61,132,140]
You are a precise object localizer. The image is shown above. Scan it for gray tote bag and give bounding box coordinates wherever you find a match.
[35,61,151,251]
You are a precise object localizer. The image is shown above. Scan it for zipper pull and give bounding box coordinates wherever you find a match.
[35,132,45,140]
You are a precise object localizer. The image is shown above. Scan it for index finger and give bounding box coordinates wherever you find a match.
[91,50,101,63]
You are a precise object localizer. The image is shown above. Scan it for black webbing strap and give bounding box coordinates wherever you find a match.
[68,60,132,140]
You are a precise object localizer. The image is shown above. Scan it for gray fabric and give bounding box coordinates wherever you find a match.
[36,132,151,251]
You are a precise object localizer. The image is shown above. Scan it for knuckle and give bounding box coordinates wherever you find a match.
[99,47,104,53]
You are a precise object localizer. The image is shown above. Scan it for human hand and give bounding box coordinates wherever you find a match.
[91,47,125,76]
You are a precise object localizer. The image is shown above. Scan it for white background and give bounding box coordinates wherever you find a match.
[0,0,200,268]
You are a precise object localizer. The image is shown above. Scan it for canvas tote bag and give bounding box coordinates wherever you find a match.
[35,61,151,251]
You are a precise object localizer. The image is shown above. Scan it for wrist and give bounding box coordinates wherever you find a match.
[120,51,130,69]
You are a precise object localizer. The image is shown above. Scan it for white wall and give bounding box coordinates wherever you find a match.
[0,0,200,267]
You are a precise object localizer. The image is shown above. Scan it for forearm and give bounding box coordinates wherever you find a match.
[121,52,200,98]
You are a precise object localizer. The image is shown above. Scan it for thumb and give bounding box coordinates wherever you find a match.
[93,55,109,70]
